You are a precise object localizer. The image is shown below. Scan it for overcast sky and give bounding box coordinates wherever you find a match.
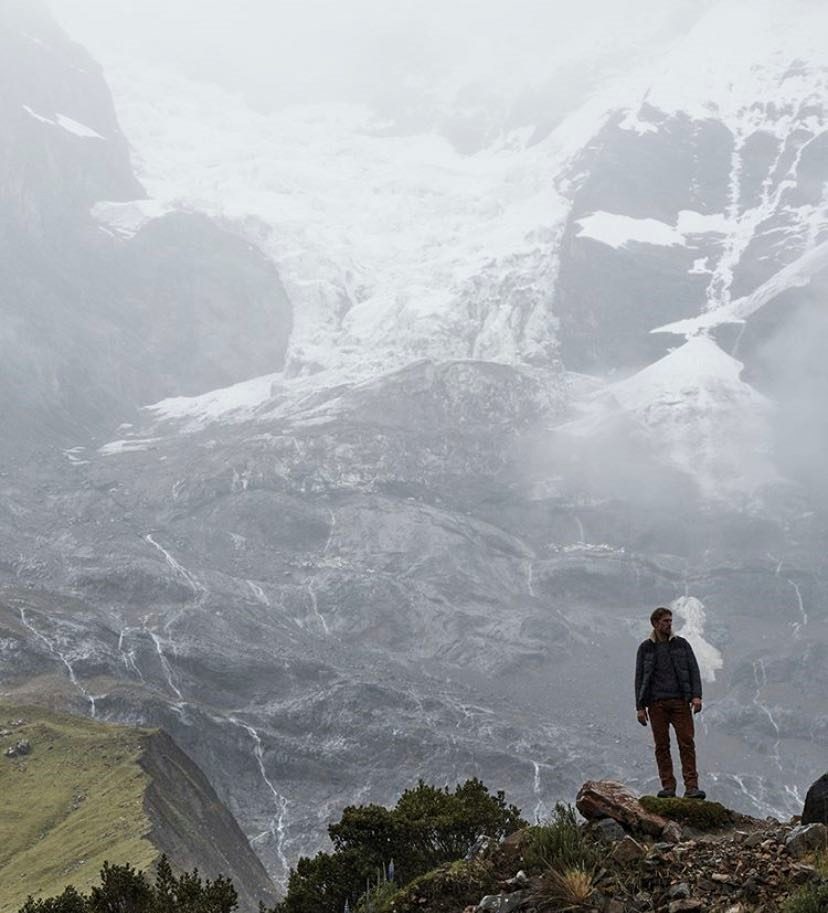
[48,0,716,111]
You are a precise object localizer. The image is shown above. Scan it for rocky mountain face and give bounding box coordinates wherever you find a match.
[2,0,828,898]
[0,703,277,912]
[0,0,291,452]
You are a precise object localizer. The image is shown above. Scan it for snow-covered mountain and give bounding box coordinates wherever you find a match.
[3,0,828,894]
[78,0,828,498]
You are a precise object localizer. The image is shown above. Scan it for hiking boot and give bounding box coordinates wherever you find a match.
[684,787,706,800]
[657,787,676,798]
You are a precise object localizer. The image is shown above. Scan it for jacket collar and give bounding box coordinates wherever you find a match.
[649,631,676,643]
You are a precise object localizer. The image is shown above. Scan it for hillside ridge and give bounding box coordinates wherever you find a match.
[0,703,277,913]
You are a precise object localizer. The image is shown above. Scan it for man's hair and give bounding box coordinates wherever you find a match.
[650,606,672,626]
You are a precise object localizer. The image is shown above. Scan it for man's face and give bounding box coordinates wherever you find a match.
[655,613,673,637]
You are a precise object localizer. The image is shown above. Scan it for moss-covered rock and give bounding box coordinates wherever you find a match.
[639,795,735,829]
[380,858,498,913]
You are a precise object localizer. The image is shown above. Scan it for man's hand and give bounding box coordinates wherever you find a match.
[637,709,648,726]
[691,698,703,714]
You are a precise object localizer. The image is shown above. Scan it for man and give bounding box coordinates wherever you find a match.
[635,606,706,799]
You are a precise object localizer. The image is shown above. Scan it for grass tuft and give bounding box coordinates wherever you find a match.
[782,883,828,913]
[533,865,596,911]
[523,804,601,873]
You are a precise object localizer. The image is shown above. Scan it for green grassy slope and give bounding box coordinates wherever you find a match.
[0,703,158,912]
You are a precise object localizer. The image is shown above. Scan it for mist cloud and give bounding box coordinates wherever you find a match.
[48,0,714,115]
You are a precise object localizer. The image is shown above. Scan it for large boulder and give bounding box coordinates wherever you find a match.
[785,823,828,860]
[802,773,828,826]
[576,779,670,838]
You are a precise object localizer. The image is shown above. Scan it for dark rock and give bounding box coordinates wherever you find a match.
[476,892,527,913]
[466,834,494,861]
[591,818,627,843]
[505,871,529,888]
[802,773,828,825]
[790,863,819,884]
[4,739,31,757]
[611,835,647,864]
[785,823,828,859]
[668,901,702,913]
[667,883,691,899]
[662,822,683,844]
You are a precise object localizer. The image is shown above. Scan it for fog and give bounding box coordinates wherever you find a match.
[48,0,713,114]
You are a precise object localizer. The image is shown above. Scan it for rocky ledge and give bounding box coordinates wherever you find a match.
[386,779,828,913]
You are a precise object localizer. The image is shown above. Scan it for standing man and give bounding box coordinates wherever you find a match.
[635,606,706,799]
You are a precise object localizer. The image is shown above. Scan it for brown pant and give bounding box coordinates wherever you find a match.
[648,699,698,790]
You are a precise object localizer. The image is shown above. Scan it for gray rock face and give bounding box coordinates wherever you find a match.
[785,823,828,859]
[0,3,292,452]
[140,729,279,911]
[589,818,627,843]
[802,773,828,826]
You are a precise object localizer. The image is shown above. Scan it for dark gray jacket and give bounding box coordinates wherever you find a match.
[635,634,702,710]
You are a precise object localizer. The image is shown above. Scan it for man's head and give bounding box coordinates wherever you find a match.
[650,606,673,640]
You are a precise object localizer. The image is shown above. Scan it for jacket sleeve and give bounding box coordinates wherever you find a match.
[634,643,645,709]
[686,640,703,700]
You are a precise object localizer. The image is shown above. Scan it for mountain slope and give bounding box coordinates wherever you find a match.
[3,0,828,894]
[0,703,277,912]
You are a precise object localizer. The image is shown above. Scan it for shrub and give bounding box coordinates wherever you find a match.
[523,804,601,873]
[19,887,87,913]
[274,778,525,913]
[782,882,828,913]
[16,858,238,913]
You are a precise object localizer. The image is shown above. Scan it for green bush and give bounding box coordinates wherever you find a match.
[639,796,734,830]
[17,857,238,913]
[523,803,601,873]
[273,778,525,913]
[782,883,828,913]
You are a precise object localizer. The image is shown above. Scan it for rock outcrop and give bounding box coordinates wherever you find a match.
[389,781,828,913]
[576,779,674,839]
[802,772,828,826]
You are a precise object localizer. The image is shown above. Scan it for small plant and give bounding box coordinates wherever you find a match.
[533,865,596,911]
[781,882,828,913]
[523,804,601,873]
[353,861,397,913]
[353,880,397,913]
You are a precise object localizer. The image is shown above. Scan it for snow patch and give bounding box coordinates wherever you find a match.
[576,213,682,248]
[576,209,730,250]
[146,374,279,425]
[670,595,723,683]
[92,199,174,238]
[562,336,775,499]
[99,437,160,456]
[618,108,658,135]
[22,105,105,139]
